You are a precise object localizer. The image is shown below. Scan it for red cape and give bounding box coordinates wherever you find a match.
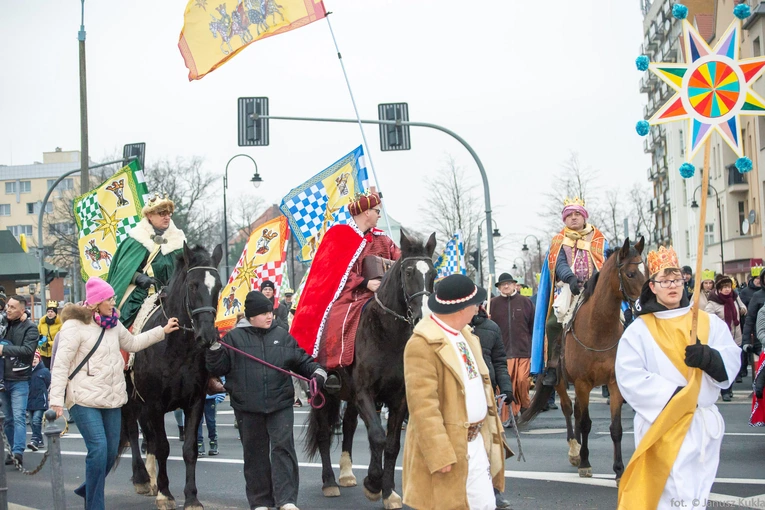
[291,224,369,357]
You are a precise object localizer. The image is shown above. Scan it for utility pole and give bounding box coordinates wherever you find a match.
[78,0,89,194]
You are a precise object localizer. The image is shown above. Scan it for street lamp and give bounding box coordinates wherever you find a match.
[521,234,543,278]
[512,257,527,284]
[690,184,724,272]
[223,154,261,278]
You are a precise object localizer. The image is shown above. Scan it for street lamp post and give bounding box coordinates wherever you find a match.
[691,184,724,272]
[223,155,262,278]
[521,234,543,277]
[512,258,528,285]
[78,0,89,194]
[476,223,501,289]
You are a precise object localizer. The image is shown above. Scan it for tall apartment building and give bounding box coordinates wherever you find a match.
[639,0,765,283]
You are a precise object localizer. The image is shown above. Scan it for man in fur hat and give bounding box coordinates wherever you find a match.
[107,193,186,328]
[291,191,400,368]
[532,198,607,387]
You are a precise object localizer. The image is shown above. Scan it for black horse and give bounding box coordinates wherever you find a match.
[305,230,437,509]
[119,243,223,510]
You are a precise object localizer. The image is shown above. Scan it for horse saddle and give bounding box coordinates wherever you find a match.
[362,255,394,281]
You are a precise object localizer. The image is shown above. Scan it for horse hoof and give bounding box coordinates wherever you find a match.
[339,473,357,487]
[134,483,152,495]
[578,467,592,478]
[184,502,204,510]
[156,498,176,510]
[383,490,403,509]
[569,455,581,467]
[322,486,341,497]
[615,477,621,488]
[363,486,382,501]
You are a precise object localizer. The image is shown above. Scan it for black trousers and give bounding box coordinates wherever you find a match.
[240,406,299,508]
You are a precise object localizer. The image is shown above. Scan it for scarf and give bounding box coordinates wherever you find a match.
[708,291,739,329]
[93,308,120,329]
[563,224,594,242]
[45,316,56,325]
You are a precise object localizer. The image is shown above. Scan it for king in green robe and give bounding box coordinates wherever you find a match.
[107,198,186,328]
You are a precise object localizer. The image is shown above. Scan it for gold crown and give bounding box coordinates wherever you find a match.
[752,265,764,277]
[647,246,680,277]
[142,192,175,216]
[520,287,533,297]
[46,300,58,309]
[701,269,716,282]
[563,197,586,207]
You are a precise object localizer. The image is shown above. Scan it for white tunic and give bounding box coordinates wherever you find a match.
[615,306,741,508]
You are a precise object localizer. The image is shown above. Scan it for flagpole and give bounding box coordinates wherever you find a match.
[324,13,393,238]
[689,140,711,345]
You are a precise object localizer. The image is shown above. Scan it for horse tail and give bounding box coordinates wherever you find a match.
[303,395,341,460]
[518,374,554,426]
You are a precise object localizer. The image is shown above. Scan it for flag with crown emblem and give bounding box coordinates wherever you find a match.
[74,160,149,282]
[280,146,369,263]
[215,215,289,333]
[434,232,466,280]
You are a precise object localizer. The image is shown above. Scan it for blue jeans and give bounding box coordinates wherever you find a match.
[30,409,45,443]
[197,400,217,443]
[1,380,30,456]
[69,405,121,510]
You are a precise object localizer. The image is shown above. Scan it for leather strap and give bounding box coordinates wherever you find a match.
[68,328,106,380]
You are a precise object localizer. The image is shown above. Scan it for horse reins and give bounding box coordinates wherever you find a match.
[217,340,325,409]
[160,266,220,334]
[373,256,433,326]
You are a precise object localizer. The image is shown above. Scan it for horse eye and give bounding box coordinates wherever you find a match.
[627,272,636,278]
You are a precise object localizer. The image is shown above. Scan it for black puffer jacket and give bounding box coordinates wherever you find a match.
[2,317,37,381]
[740,278,760,307]
[206,319,325,414]
[470,311,513,398]
[743,289,765,355]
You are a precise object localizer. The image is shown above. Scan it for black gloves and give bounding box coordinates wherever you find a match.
[134,273,156,290]
[324,373,342,394]
[499,392,516,405]
[685,339,728,382]
[685,339,711,369]
[743,344,758,355]
[567,276,581,296]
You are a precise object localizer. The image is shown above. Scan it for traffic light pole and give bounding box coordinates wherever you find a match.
[253,113,497,280]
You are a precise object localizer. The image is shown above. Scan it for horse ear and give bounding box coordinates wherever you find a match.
[619,237,630,259]
[182,242,192,267]
[425,232,437,257]
[212,243,223,268]
[400,229,412,254]
[635,236,645,254]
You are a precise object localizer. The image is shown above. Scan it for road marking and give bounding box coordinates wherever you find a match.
[522,428,568,435]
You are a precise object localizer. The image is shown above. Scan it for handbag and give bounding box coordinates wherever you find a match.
[362,256,394,281]
[68,328,106,381]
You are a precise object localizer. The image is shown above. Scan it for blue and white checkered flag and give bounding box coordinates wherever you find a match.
[435,231,466,280]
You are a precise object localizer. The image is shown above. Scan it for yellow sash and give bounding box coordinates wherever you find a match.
[617,311,710,510]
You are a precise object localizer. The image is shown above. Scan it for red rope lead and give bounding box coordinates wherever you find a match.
[217,340,325,409]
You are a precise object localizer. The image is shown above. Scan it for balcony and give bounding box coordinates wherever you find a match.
[727,164,749,192]
[647,166,657,181]
[644,139,652,154]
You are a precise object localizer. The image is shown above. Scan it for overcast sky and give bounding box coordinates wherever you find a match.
[0,1,650,269]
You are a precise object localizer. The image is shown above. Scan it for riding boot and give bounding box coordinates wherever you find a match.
[178,426,185,442]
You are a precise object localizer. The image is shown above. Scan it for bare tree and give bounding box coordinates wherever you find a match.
[540,152,601,235]
[628,182,656,246]
[591,187,625,247]
[225,194,268,271]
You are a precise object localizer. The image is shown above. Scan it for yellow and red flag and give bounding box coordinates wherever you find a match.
[215,216,289,333]
[179,0,327,81]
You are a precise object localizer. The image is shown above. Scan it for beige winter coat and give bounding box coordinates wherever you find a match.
[704,295,746,346]
[49,304,165,409]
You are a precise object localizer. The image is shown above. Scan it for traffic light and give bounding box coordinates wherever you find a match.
[238,97,269,146]
[123,143,146,170]
[44,268,59,285]
[377,103,411,151]
[470,249,480,270]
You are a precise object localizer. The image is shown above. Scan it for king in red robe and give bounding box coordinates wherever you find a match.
[291,192,401,369]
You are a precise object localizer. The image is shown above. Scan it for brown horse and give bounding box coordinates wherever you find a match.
[520,237,645,484]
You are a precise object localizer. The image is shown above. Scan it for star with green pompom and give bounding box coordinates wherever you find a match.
[648,18,765,160]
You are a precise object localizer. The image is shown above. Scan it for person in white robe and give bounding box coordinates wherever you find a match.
[615,246,740,510]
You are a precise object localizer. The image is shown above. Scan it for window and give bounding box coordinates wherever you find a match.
[685,229,690,257]
[46,178,74,193]
[19,181,31,193]
[682,179,688,205]
[679,129,685,156]
[759,117,765,150]
[0,204,9,216]
[49,222,74,235]
[705,223,715,247]
[755,37,762,57]
[5,182,15,194]
[7,225,33,238]
[739,201,747,236]
[26,202,52,214]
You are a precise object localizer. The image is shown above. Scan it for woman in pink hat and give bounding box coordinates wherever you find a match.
[49,277,179,510]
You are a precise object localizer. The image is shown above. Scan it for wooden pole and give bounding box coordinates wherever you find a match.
[689,140,712,344]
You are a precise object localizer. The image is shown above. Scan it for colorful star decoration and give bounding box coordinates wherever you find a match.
[649,20,765,160]
[232,251,261,292]
[92,205,120,241]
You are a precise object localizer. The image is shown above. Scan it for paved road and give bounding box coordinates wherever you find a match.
[6,376,765,509]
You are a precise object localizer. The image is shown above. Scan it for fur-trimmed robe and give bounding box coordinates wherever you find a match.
[106,218,186,328]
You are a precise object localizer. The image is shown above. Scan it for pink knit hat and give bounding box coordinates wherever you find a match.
[562,204,588,222]
[84,277,115,306]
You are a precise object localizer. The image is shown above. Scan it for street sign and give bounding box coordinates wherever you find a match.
[123,143,146,170]
[377,103,411,151]
[238,97,269,146]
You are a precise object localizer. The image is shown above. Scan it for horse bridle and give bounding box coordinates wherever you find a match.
[374,256,433,326]
[161,266,220,334]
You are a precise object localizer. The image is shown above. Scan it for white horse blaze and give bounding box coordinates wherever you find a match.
[204,271,215,294]
[638,263,646,275]
[416,261,432,317]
